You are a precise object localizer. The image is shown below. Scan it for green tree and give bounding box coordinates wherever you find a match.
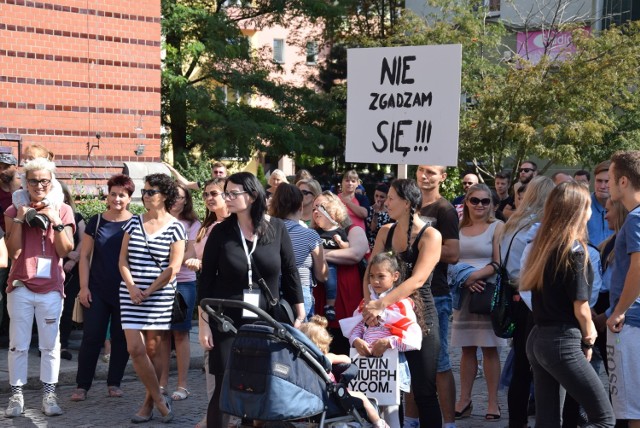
[315,0,640,178]
[162,0,343,161]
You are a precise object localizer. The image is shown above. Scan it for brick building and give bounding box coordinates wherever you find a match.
[0,0,161,189]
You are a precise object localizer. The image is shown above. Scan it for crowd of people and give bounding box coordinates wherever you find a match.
[1,143,639,428]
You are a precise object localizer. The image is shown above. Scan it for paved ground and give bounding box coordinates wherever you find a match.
[0,324,538,427]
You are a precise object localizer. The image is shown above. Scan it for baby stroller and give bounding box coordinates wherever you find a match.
[201,298,375,427]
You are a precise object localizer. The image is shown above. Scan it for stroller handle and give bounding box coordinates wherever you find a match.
[200,298,288,335]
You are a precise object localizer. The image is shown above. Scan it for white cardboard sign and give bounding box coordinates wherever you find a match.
[348,348,400,406]
[346,45,462,165]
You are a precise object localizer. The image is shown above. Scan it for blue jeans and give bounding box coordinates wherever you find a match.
[325,264,338,300]
[526,324,614,427]
[171,281,197,331]
[302,286,315,320]
[433,294,452,372]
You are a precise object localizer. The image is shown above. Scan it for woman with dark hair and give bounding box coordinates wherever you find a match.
[363,178,443,427]
[118,173,186,423]
[521,182,614,427]
[365,183,392,249]
[198,172,304,428]
[269,183,328,318]
[191,177,228,428]
[58,181,86,361]
[158,183,201,401]
[71,174,134,401]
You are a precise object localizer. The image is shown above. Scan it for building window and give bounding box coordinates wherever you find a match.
[306,41,318,65]
[273,39,284,64]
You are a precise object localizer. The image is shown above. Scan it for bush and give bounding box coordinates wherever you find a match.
[76,198,146,220]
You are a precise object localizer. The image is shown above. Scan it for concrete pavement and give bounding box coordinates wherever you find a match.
[0,324,517,427]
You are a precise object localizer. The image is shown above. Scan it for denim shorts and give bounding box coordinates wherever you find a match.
[434,294,453,372]
[170,281,197,331]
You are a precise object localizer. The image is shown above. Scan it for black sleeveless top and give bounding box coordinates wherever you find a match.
[385,223,438,328]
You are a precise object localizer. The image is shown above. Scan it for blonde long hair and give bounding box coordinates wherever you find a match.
[520,182,591,292]
[498,176,555,240]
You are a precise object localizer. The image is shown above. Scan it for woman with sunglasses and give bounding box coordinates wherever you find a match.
[190,177,228,428]
[157,183,201,402]
[451,183,505,421]
[71,174,134,402]
[198,172,304,428]
[118,173,186,423]
[296,179,322,226]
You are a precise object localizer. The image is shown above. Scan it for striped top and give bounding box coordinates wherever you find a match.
[119,215,186,330]
[283,219,322,288]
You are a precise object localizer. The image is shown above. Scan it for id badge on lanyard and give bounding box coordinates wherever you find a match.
[35,232,52,279]
[239,222,259,318]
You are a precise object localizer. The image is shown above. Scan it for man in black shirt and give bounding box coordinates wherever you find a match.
[416,165,460,427]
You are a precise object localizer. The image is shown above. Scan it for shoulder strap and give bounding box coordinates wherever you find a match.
[384,223,397,251]
[501,224,530,267]
[89,214,101,267]
[139,215,163,270]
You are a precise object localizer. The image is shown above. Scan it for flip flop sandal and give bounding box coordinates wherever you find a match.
[171,387,190,401]
[108,385,124,398]
[70,388,87,402]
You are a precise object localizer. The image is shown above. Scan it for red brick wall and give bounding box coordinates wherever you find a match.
[0,0,161,187]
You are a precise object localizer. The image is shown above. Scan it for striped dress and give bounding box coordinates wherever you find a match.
[119,215,186,330]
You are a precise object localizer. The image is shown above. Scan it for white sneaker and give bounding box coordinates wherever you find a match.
[5,394,24,418]
[42,392,63,416]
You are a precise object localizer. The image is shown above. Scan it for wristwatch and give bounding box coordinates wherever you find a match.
[53,224,65,232]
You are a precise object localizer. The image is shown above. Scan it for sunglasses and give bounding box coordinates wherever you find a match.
[301,190,314,196]
[462,181,476,186]
[141,189,162,197]
[203,191,223,199]
[519,168,535,173]
[469,197,492,206]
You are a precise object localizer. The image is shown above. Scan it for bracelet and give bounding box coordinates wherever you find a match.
[487,261,500,274]
[295,317,305,323]
[581,341,594,349]
[12,218,24,224]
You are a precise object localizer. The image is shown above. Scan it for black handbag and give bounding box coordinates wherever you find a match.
[491,225,529,338]
[469,281,497,315]
[251,255,295,325]
[139,215,188,324]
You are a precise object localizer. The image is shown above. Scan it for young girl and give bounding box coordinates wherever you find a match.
[299,316,388,428]
[340,252,423,428]
[313,193,349,321]
[13,144,64,229]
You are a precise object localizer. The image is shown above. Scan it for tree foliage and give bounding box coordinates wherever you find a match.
[161,0,343,161]
[315,0,640,179]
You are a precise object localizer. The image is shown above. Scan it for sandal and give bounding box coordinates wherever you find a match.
[160,386,168,396]
[70,388,87,402]
[195,416,207,428]
[108,385,124,398]
[324,305,336,321]
[171,386,190,401]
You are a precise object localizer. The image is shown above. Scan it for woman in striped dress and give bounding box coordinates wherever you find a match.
[118,173,186,423]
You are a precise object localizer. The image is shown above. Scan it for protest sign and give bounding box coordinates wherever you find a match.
[348,348,399,406]
[346,45,462,165]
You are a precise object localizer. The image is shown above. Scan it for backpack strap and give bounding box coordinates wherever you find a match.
[500,224,530,268]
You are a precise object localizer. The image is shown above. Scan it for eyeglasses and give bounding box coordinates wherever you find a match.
[27,178,51,187]
[203,191,223,199]
[469,197,492,206]
[222,191,248,200]
[301,190,314,196]
[141,189,162,197]
[519,168,535,173]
